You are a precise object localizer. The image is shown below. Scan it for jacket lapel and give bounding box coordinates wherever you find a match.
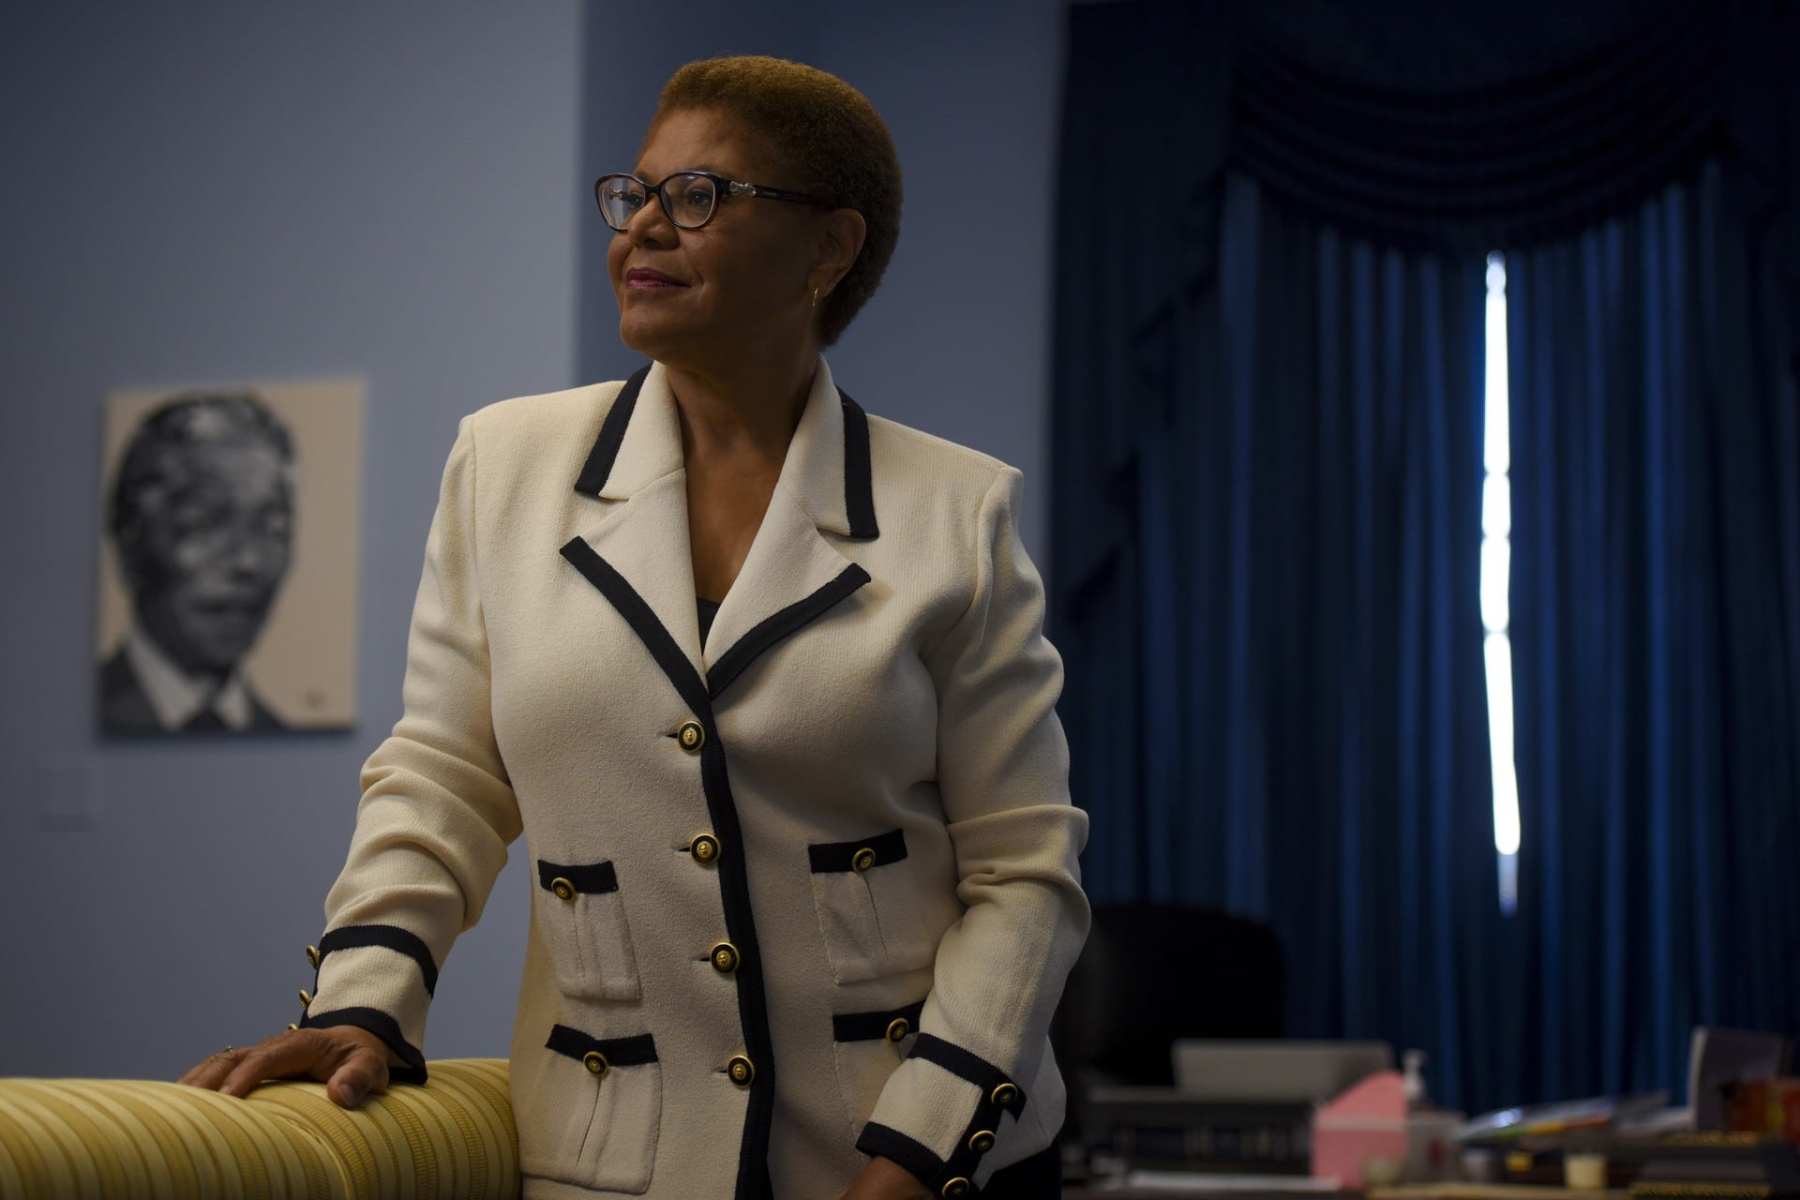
[563,363,705,680]
[560,357,880,703]
[700,357,876,693]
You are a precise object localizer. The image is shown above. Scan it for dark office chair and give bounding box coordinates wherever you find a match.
[1051,903,1285,1141]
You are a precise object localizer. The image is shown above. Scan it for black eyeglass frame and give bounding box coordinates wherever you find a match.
[594,170,837,231]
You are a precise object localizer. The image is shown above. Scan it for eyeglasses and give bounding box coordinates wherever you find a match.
[594,170,835,232]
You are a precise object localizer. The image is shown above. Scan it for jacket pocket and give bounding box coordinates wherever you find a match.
[829,998,924,1141]
[806,828,937,984]
[517,1025,662,1194]
[535,858,642,1001]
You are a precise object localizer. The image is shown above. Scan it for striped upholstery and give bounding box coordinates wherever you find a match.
[0,1058,518,1200]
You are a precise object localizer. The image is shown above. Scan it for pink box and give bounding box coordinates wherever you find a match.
[1310,1070,1462,1187]
[1313,1112,1461,1187]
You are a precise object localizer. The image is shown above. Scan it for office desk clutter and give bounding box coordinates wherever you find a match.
[1445,1028,1800,1200]
[1727,1079,1800,1141]
[1312,1053,1464,1188]
[1076,1041,1463,1190]
[1050,912,1798,1197]
[1451,1091,1676,1189]
[1070,1027,1800,1198]
[1080,1041,1395,1175]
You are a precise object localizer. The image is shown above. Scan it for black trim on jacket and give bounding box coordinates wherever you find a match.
[574,364,649,494]
[707,563,870,699]
[856,1035,1027,1194]
[831,998,927,1043]
[572,363,880,545]
[300,1006,429,1085]
[535,858,619,895]
[560,364,881,1200]
[837,391,879,539]
[316,924,440,996]
[545,1025,659,1068]
[905,1034,1027,1119]
[808,827,908,874]
[564,538,872,1200]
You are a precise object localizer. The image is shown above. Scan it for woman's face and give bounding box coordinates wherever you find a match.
[607,107,827,371]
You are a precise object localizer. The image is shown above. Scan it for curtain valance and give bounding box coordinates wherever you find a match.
[1228,12,1733,252]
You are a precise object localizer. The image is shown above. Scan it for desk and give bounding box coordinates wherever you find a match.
[1065,1192,1346,1200]
[1066,1186,1631,1200]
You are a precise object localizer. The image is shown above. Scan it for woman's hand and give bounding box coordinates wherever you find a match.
[177,1025,398,1108]
[838,1155,933,1200]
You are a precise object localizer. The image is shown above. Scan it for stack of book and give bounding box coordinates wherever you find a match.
[1631,1134,1800,1200]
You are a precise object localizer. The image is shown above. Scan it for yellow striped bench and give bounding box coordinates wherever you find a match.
[0,1057,518,1199]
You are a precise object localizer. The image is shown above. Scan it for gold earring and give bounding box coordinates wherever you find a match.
[810,286,819,308]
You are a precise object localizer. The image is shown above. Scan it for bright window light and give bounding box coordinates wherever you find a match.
[1483,251,1520,915]
[1480,540,1512,633]
[1481,475,1511,539]
[1484,256,1511,476]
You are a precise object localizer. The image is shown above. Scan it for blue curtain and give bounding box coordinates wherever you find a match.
[1050,1,1800,1115]
[1504,163,1800,1106]
[1061,171,1506,1109]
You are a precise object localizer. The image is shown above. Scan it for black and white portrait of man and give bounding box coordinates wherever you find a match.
[99,391,296,734]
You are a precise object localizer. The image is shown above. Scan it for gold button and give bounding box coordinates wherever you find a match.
[942,1179,972,1198]
[298,989,313,1007]
[550,876,576,902]
[286,1023,300,1031]
[727,1055,755,1087]
[968,1129,996,1153]
[711,941,740,974]
[305,944,321,969]
[851,846,877,872]
[884,1017,910,1043]
[677,719,706,753]
[990,1082,1019,1107]
[690,834,720,864]
[583,1050,608,1077]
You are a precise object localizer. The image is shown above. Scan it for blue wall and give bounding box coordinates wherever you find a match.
[0,2,585,1077]
[0,1,1065,1079]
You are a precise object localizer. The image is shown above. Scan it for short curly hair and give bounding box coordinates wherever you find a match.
[651,55,902,347]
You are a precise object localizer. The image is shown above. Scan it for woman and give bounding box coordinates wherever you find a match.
[180,55,1089,1200]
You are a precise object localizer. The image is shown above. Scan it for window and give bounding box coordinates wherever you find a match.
[1483,251,1520,915]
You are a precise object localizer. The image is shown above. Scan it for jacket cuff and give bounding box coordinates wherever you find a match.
[856,1034,1026,1198]
[298,1006,429,1085]
[294,923,438,1085]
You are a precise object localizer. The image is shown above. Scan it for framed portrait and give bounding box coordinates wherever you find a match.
[95,377,365,735]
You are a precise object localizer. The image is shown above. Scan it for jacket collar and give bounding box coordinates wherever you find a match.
[566,357,877,681]
[574,357,878,539]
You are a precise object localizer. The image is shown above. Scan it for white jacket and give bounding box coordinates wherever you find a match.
[300,356,1090,1199]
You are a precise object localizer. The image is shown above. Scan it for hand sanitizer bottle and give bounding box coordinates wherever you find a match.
[1403,1050,1429,1112]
